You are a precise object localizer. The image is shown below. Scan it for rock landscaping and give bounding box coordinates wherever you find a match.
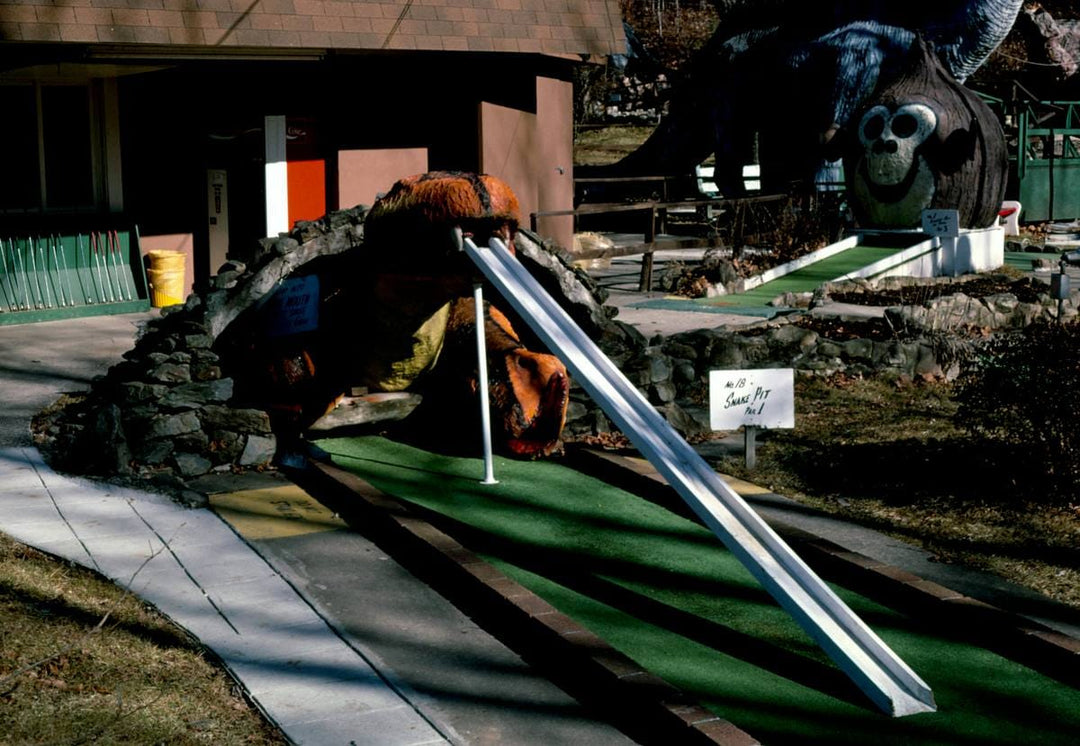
[32,208,1078,495]
[33,208,367,496]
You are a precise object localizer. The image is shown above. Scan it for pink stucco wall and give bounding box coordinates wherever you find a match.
[535,77,574,249]
[337,148,429,210]
[479,77,574,250]
[480,102,539,231]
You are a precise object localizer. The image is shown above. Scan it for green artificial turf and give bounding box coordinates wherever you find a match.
[633,245,904,316]
[317,435,1080,745]
[1003,250,1066,273]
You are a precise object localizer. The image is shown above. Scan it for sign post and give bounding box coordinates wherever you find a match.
[709,368,795,469]
[1053,254,1070,324]
[744,425,760,470]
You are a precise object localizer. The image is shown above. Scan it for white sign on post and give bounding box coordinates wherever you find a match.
[709,368,795,431]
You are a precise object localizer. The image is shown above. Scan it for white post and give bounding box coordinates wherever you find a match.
[264,115,289,238]
[472,279,498,485]
[744,425,759,470]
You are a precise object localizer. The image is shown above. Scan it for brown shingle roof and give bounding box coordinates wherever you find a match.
[0,0,625,58]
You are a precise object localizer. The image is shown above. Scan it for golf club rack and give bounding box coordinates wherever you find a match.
[0,226,151,324]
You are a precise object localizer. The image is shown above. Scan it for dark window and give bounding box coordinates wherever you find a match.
[42,86,94,210]
[0,84,97,214]
[0,87,42,211]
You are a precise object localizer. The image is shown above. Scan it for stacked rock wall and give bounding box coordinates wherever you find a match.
[36,207,367,486]
[36,208,1072,491]
[566,273,1075,440]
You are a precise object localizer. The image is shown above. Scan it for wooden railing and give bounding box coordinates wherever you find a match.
[573,174,685,204]
[531,193,788,290]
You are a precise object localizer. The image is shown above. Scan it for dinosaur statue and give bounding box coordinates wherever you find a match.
[220,172,570,458]
[597,0,1023,197]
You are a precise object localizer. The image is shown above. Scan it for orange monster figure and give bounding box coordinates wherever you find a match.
[362,171,570,457]
[364,171,522,259]
[411,295,570,458]
[226,172,570,458]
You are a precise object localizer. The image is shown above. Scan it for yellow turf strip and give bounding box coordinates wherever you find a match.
[209,485,346,540]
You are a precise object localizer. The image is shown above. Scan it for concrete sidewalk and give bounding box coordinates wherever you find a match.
[0,444,638,745]
[0,445,447,746]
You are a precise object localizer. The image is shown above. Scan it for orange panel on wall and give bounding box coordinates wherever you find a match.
[287,159,326,226]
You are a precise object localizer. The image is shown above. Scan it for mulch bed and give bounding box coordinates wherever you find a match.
[792,315,899,341]
[830,276,1048,306]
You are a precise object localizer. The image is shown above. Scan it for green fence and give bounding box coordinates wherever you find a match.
[0,229,150,325]
[1016,100,1080,223]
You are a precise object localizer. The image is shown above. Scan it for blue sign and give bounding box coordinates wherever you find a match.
[268,275,319,337]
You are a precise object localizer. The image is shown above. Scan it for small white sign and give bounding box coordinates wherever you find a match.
[921,209,960,237]
[709,368,795,430]
[268,275,319,337]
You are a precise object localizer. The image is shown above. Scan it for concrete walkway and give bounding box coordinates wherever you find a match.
[0,445,449,745]
[595,251,760,336]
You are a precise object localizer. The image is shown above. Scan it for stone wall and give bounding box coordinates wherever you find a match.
[820,274,1076,331]
[564,272,1075,440]
[35,214,1071,490]
[35,207,367,489]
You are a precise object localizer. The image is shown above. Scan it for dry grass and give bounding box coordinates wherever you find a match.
[573,125,656,166]
[0,533,286,745]
[712,374,1080,609]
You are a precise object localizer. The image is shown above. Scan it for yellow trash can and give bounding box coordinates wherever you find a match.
[146,250,186,308]
[147,250,186,272]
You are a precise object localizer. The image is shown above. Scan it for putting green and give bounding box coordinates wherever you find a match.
[634,244,905,316]
[317,436,1080,744]
[1004,250,1065,272]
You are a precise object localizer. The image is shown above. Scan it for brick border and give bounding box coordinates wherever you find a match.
[298,459,761,746]
[564,447,1080,690]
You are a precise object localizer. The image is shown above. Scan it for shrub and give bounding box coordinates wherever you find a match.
[954,320,1080,501]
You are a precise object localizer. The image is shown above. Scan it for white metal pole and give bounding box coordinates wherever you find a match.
[472,279,498,484]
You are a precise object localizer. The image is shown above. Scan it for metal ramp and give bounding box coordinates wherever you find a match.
[463,236,936,717]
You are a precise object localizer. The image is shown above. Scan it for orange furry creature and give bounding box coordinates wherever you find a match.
[363,171,569,457]
[224,171,570,458]
[405,295,569,458]
[364,171,522,266]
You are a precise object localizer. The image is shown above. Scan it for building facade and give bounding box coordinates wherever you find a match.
[0,0,624,295]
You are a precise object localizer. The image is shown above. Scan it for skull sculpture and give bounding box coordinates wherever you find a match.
[854,104,938,226]
[843,37,1007,229]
